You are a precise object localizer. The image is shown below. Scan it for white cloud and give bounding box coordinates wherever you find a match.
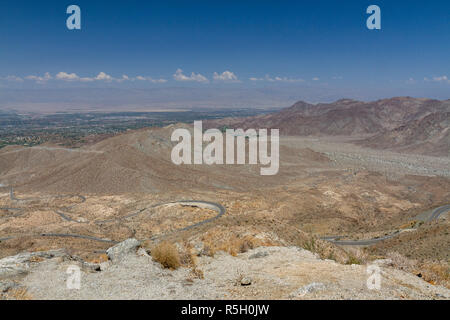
[213,71,239,82]
[149,78,167,83]
[25,72,52,83]
[4,75,24,82]
[115,74,130,82]
[79,77,94,82]
[132,75,167,83]
[433,75,448,81]
[424,75,449,83]
[249,74,304,83]
[55,72,80,81]
[94,72,113,82]
[312,77,320,81]
[2,71,167,85]
[173,68,209,83]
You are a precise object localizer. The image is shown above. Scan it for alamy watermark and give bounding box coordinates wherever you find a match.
[366,5,381,30]
[66,5,81,30]
[366,264,381,290]
[65,4,380,31]
[171,121,279,176]
[66,265,81,290]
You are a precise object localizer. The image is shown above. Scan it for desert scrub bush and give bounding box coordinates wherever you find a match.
[386,251,417,270]
[424,262,450,286]
[191,267,204,279]
[151,241,181,270]
[301,237,318,253]
[386,252,449,288]
[2,287,33,300]
[344,247,369,265]
[345,254,362,265]
[297,236,349,264]
[88,253,109,264]
[200,231,273,257]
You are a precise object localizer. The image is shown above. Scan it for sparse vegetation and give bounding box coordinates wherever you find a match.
[385,251,449,288]
[200,231,274,257]
[88,253,109,264]
[151,241,181,270]
[301,237,318,253]
[343,247,369,265]
[1,287,33,300]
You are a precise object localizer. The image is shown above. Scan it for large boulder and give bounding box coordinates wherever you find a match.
[106,238,141,263]
[0,249,68,279]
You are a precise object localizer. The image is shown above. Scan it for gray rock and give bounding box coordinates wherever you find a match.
[0,264,28,278]
[99,261,112,271]
[191,241,205,256]
[106,238,141,263]
[137,247,150,257]
[240,277,252,286]
[249,251,269,259]
[0,249,68,278]
[0,280,19,292]
[289,282,326,298]
[373,259,394,267]
[81,262,101,273]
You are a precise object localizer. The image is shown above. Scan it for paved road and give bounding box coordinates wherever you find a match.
[427,204,450,222]
[322,205,450,246]
[1,187,448,248]
[0,188,226,245]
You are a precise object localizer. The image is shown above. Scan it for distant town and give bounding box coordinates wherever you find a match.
[0,109,272,148]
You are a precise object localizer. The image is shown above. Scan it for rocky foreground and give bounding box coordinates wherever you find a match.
[1,239,448,300]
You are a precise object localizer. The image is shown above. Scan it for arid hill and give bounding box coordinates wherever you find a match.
[362,112,450,156]
[0,124,296,194]
[205,97,450,155]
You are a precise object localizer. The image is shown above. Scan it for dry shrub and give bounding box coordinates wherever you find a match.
[386,251,449,288]
[191,267,204,279]
[2,288,33,300]
[28,256,45,263]
[399,220,418,229]
[343,247,370,265]
[386,251,417,270]
[180,245,205,279]
[298,236,349,264]
[424,262,450,285]
[201,231,275,257]
[151,241,181,270]
[88,253,108,264]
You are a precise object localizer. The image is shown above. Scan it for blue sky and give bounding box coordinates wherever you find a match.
[0,0,449,101]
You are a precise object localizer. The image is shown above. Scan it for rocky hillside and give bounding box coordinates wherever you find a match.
[1,240,449,300]
[362,112,450,156]
[205,97,450,155]
[0,124,287,194]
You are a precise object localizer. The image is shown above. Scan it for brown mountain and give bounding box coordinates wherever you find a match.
[206,97,449,136]
[362,112,450,156]
[205,97,450,155]
[0,124,295,194]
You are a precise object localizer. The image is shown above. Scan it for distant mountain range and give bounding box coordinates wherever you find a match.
[206,97,450,156]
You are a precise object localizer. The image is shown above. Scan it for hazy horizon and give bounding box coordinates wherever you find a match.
[1,0,449,113]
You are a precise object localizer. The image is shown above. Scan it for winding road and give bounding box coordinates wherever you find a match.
[1,187,448,248]
[0,188,226,245]
[321,205,450,246]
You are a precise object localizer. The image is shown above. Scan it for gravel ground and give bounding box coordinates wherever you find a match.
[23,253,226,300]
[20,245,450,300]
[281,136,450,177]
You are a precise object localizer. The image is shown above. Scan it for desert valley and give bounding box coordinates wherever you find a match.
[0,97,449,300]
